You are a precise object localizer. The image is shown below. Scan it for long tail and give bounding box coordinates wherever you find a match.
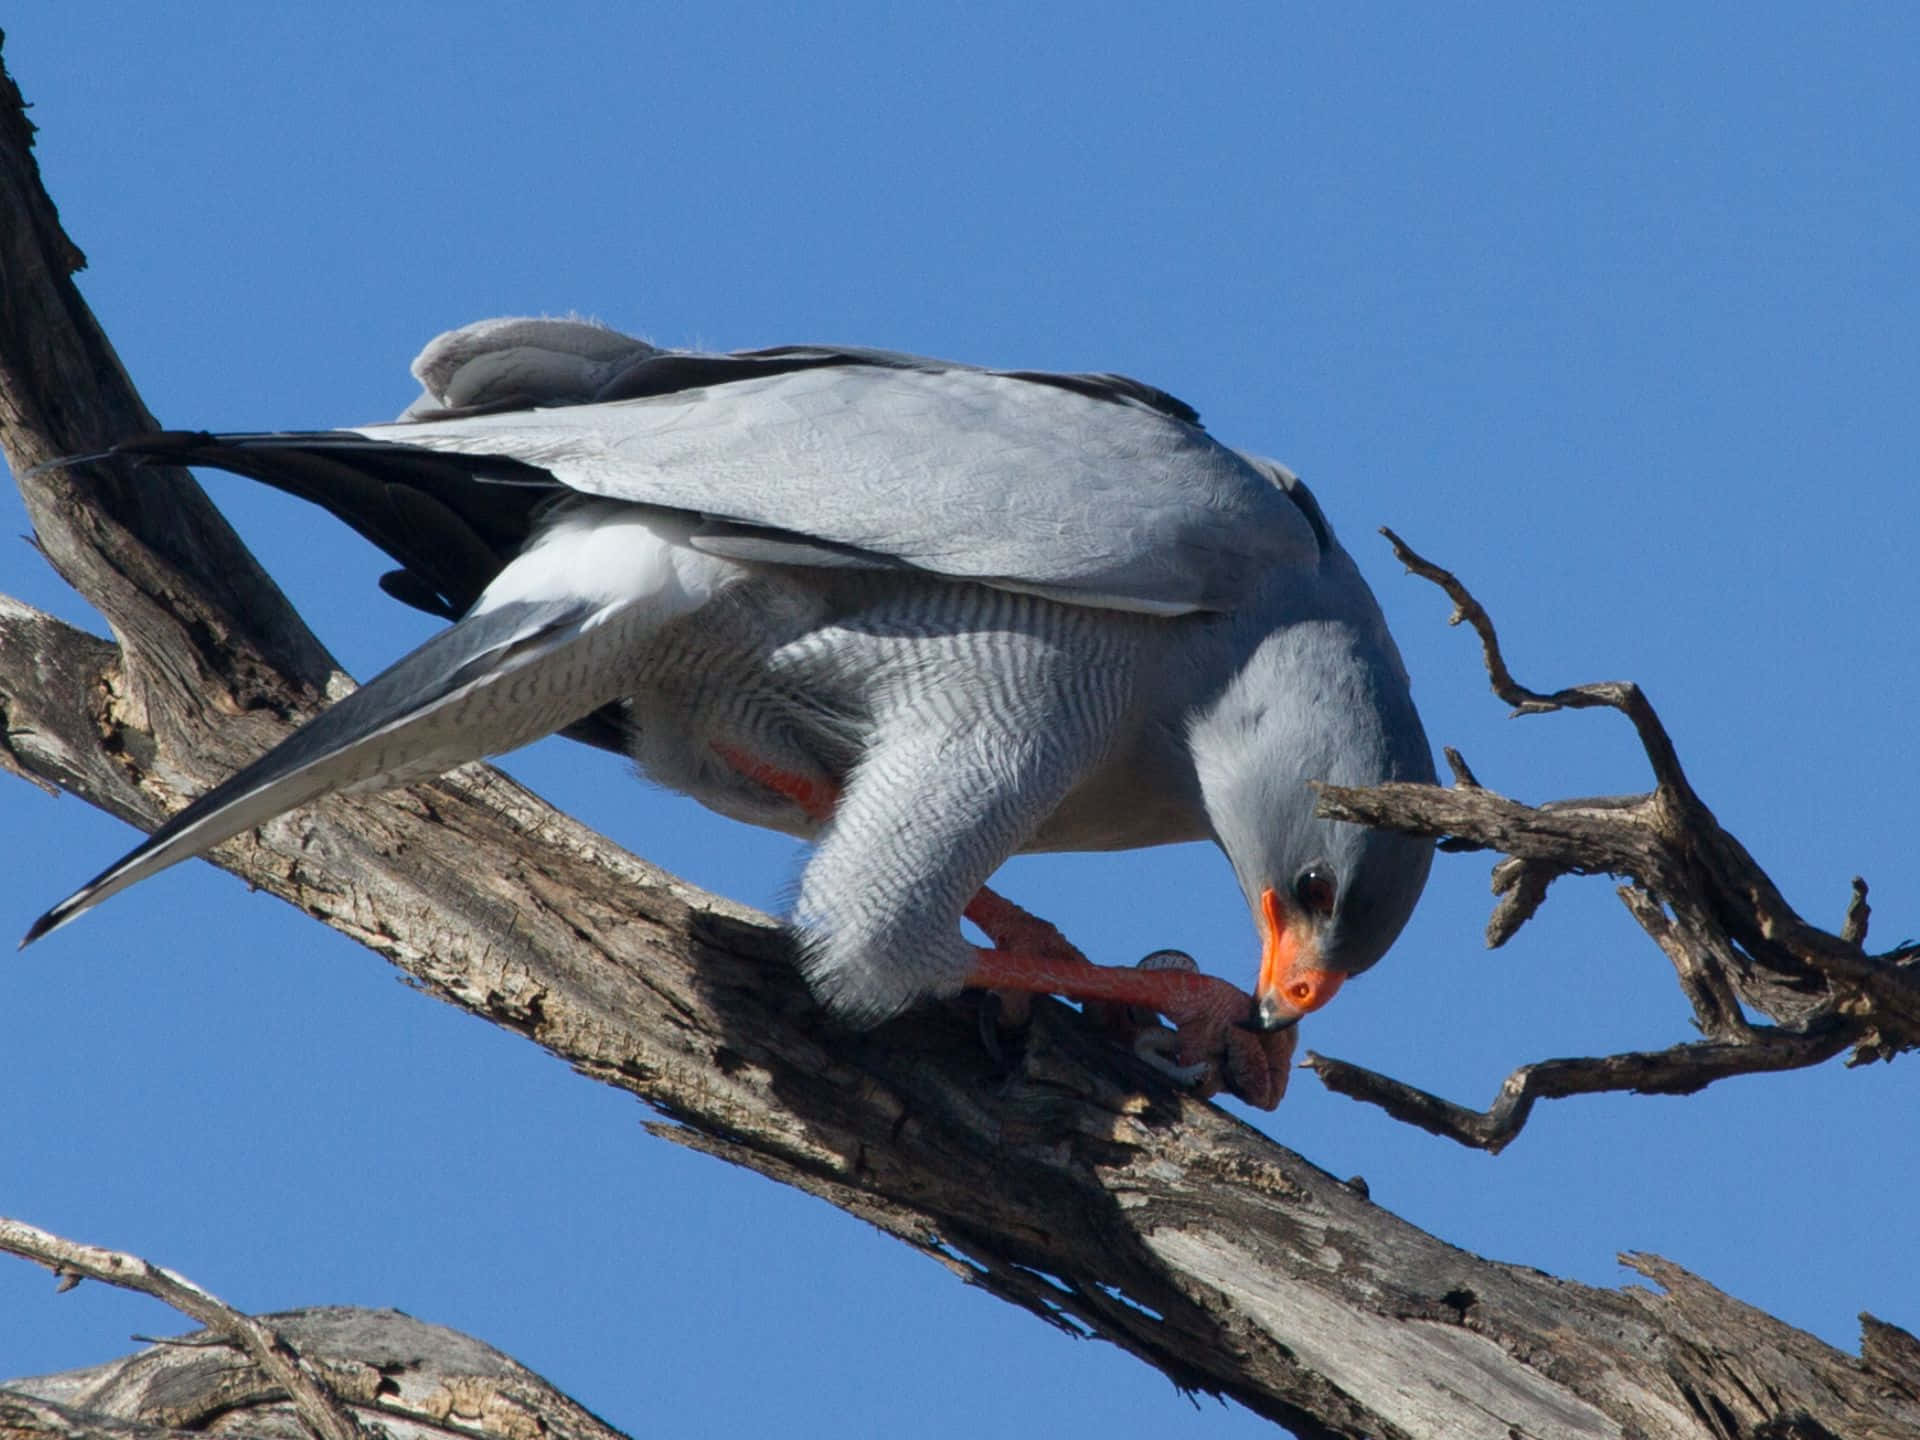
[24,497,738,946]
[24,596,627,945]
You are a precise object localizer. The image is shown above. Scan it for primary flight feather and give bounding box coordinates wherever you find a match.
[25,317,1435,1107]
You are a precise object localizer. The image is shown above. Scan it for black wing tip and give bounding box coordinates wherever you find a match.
[20,902,68,949]
[110,429,222,459]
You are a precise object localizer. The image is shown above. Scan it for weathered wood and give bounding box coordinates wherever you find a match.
[2,36,1916,1440]
[4,1299,625,1440]
[0,1222,372,1440]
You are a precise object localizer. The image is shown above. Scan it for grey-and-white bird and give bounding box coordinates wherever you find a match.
[24,317,1434,1107]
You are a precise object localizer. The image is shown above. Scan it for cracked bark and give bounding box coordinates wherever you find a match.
[2,37,1916,1440]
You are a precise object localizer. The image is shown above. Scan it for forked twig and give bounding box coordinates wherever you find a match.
[1307,531,1920,1151]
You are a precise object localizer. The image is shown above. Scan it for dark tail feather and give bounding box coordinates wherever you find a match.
[113,429,560,621]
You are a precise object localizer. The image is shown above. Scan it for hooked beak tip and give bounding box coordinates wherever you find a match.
[1251,992,1302,1033]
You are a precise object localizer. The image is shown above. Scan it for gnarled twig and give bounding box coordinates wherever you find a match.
[1310,530,1920,1150]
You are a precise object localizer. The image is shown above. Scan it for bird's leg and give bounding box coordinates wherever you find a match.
[962,887,1085,1030]
[713,741,1073,1028]
[962,887,1087,963]
[715,739,1061,934]
[963,947,1293,1108]
[710,741,842,825]
[747,712,1289,1105]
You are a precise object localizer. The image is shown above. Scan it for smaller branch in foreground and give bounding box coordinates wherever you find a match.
[0,1218,374,1440]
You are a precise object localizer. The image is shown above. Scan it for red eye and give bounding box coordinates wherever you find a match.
[1294,865,1337,918]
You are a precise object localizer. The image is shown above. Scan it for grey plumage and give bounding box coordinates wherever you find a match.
[25,317,1434,1103]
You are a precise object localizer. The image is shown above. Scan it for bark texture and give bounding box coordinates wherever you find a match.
[2,38,1915,1440]
[4,1289,624,1440]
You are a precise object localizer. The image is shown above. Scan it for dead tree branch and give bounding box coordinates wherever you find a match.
[0,1221,626,1440]
[3,39,1917,1439]
[0,1221,374,1440]
[1309,529,1920,1151]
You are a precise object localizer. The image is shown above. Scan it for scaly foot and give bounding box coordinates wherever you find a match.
[964,944,1294,1109]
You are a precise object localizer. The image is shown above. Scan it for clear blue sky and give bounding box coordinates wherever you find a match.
[3,7,1915,1435]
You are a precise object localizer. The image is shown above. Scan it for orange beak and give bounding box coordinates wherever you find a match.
[1253,886,1345,1031]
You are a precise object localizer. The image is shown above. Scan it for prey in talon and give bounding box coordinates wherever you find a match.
[23,317,1434,1110]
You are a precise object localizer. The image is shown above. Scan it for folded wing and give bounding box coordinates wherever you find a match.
[128,321,1325,622]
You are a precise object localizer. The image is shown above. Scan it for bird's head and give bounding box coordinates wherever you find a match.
[1188,613,1435,1031]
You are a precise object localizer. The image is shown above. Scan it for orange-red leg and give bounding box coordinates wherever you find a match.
[963,888,1087,963]
[711,740,841,824]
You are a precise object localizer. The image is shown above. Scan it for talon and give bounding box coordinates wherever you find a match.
[975,992,1011,1067]
[1132,1027,1211,1086]
[963,948,1291,1109]
[991,987,1033,1029]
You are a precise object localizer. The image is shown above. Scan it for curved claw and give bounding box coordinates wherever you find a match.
[1132,1026,1212,1086]
[1118,955,1294,1108]
[975,989,1016,1068]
